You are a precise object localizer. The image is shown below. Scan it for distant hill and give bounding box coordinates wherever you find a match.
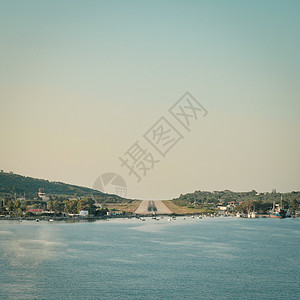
[0,171,123,201]
[171,189,300,207]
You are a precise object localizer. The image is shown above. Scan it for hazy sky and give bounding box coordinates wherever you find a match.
[1,1,299,200]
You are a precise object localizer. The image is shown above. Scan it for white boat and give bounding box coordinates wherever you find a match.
[248,212,256,218]
[236,212,241,218]
[168,218,172,221]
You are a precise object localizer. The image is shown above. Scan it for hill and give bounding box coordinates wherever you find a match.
[167,189,300,214]
[0,171,123,202]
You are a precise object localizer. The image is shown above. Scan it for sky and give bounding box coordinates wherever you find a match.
[0,0,299,200]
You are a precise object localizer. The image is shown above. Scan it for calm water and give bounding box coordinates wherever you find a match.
[0,217,299,299]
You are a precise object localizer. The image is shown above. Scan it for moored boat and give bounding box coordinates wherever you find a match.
[270,199,287,219]
[270,208,286,219]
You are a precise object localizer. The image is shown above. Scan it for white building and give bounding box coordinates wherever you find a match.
[38,188,49,201]
[79,210,89,217]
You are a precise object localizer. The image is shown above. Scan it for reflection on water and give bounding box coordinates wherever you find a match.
[0,218,299,299]
[2,223,65,268]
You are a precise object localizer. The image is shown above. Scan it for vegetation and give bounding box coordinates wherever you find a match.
[170,190,300,214]
[0,171,123,202]
[1,171,299,217]
[0,171,136,217]
[102,201,141,214]
[163,200,215,215]
[0,196,109,217]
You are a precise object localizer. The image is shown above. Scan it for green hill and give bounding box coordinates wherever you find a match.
[170,189,299,214]
[0,171,123,201]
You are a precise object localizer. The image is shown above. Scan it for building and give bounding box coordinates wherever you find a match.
[218,206,227,212]
[79,210,89,217]
[38,188,49,201]
[26,208,44,214]
[38,188,45,198]
[227,201,236,210]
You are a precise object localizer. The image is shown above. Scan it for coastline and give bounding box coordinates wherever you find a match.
[1,213,298,222]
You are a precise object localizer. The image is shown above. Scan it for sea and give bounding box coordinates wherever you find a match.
[0,217,299,299]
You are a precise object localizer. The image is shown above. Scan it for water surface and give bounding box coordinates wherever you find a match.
[0,217,299,299]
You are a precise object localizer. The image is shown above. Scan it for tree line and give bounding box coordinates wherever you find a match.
[0,197,109,217]
[172,190,300,213]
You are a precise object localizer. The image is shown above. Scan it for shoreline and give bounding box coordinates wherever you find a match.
[1,214,299,222]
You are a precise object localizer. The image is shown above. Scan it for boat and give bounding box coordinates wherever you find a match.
[49,218,54,222]
[35,219,39,222]
[248,203,257,218]
[236,212,241,218]
[270,207,286,218]
[270,198,287,219]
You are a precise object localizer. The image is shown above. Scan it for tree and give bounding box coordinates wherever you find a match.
[14,200,21,210]
[47,201,54,211]
[77,197,96,215]
[52,200,64,213]
[6,200,14,213]
[65,200,78,214]
[290,198,298,212]
[17,208,23,217]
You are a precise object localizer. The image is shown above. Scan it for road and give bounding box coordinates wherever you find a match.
[135,200,173,215]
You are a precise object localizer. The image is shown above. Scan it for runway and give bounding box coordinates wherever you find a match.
[135,200,173,215]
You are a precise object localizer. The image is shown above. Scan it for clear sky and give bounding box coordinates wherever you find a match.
[1,0,299,200]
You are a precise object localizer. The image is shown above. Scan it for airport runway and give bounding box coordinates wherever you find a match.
[135,200,173,215]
